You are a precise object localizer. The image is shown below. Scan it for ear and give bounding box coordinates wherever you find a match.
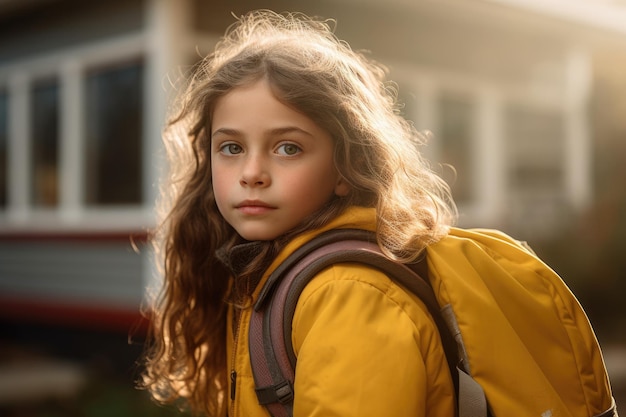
[334,176,350,197]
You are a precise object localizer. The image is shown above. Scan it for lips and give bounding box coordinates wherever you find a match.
[235,200,276,215]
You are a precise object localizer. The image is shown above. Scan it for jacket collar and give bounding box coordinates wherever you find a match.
[216,240,266,279]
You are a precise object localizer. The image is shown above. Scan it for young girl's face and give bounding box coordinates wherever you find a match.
[211,79,349,241]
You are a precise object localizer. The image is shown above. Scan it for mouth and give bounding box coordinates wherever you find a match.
[235,200,276,215]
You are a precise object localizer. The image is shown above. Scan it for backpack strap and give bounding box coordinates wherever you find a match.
[249,228,487,417]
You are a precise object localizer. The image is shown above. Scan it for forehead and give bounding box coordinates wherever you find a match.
[211,79,329,141]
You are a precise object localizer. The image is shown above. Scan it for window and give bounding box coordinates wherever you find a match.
[0,91,6,208]
[505,105,564,192]
[31,79,60,207]
[1,56,146,231]
[85,61,143,205]
[504,104,567,233]
[437,92,475,204]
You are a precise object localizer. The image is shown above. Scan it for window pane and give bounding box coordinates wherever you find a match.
[438,92,475,204]
[31,79,60,207]
[0,91,6,208]
[504,104,566,234]
[505,105,564,191]
[85,61,143,205]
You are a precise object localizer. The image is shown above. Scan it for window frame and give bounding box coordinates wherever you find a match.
[0,89,7,208]
[0,33,153,232]
[390,55,590,234]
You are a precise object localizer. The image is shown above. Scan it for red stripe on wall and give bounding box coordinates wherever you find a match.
[0,296,150,335]
[0,231,150,243]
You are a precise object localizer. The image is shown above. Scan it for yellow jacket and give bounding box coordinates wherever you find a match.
[226,206,455,417]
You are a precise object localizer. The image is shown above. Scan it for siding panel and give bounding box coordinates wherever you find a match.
[0,240,144,308]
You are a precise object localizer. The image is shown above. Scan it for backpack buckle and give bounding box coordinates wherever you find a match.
[255,380,294,405]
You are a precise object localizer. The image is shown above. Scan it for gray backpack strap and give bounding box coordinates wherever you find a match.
[457,366,488,417]
[249,228,486,417]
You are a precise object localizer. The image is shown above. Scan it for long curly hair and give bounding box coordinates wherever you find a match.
[142,9,457,416]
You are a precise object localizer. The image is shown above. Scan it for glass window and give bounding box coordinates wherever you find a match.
[504,104,567,234]
[31,79,60,207]
[0,91,6,208]
[85,61,143,205]
[504,105,564,191]
[438,92,475,204]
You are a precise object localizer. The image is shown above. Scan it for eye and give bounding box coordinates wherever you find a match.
[219,143,243,155]
[276,143,301,156]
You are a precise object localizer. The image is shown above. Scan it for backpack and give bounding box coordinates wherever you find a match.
[249,228,617,417]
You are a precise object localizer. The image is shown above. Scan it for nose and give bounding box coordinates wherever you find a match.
[239,155,270,188]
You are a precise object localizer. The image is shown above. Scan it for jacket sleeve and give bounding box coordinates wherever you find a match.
[290,264,454,417]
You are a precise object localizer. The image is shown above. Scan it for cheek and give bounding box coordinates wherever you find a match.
[211,169,228,208]
[285,164,338,201]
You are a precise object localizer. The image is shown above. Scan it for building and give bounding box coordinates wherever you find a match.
[1,0,625,336]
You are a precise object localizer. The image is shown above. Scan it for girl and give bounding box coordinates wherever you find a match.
[143,9,457,417]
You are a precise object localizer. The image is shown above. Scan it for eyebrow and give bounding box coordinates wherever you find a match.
[211,126,313,138]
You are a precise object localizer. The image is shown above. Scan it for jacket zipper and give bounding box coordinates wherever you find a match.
[229,311,243,416]
[230,370,237,400]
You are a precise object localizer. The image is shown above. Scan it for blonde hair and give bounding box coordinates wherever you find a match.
[142,10,456,416]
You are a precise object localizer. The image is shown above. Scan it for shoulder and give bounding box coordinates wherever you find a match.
[289,262,452,406]
[301,262,396,297]
[292,262,438,342]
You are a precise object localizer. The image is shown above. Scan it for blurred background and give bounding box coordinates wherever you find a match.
[0,0,624,415]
